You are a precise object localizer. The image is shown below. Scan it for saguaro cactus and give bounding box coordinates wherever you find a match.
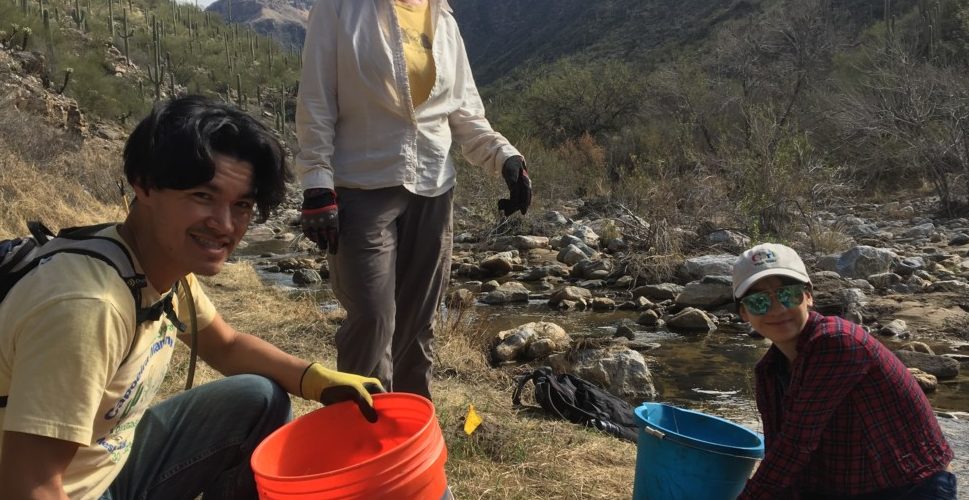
[167,52,176,95]
[120,8,134,65]
[70,0,85,29]
[42,9,54,55]
[20,26,30,50]
[145,15,164,100]
[107,0,114,39]
[58,67,73,94]
[236,73,243,106]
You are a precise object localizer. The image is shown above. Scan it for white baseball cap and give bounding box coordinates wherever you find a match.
[732,243,811,299]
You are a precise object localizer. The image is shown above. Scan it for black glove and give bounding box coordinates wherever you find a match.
[499,156,532,216]
[301,188,339,254]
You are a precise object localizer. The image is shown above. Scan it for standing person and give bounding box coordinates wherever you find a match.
[0,96,383,500]
[732,243,955,499]
[296,0,532,398]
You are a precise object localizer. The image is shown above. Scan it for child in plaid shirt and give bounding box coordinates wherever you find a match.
[733,243,955,499]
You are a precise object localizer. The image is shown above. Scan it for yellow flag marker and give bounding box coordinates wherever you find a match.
[464,404,482,435]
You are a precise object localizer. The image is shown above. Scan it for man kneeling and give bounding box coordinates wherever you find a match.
[0,96,382,499]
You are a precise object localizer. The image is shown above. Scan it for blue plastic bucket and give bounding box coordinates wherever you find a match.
[632,403,764,500]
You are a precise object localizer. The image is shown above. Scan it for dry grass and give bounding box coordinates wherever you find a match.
[1,103,639,499]
[0,103,126,239]
[163,268,638,499]
[0,146,126,238]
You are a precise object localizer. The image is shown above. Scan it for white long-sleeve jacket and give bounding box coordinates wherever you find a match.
[295,0,521,197]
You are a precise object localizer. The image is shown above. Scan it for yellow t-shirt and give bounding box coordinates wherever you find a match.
[395,0,436,107]
[0,225,216,499]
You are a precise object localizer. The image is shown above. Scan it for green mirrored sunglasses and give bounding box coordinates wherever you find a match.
[739,284,806,316]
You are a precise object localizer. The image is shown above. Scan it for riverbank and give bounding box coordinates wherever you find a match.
[160,262,638,498]
[168,260,968,498]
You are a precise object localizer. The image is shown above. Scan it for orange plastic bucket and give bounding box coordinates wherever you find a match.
[250,393,448,499]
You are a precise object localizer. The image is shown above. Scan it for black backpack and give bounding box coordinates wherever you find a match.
[0,222,150,311]
[0,221,200,408]
[512,366,640,443]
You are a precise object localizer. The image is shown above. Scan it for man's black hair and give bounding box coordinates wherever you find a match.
[123,95,291,221]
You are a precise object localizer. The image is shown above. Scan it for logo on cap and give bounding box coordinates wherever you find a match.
[750,249,776,266]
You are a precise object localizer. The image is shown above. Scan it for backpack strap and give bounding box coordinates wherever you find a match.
[512,366,557,407]
[179,276,200,390]
[512,369,543,407]
[0,224,198,409]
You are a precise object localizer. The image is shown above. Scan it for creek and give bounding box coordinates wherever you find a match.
[238,240,969,426]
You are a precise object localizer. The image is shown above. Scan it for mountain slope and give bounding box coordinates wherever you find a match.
[450,0,916,85]
[451,0,764,84]
[207,0,313,49]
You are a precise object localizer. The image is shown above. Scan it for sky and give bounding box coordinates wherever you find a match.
[175,0,218,9]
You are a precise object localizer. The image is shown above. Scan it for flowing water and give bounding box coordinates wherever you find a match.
[238,242,969,425]
[465,301,969,426]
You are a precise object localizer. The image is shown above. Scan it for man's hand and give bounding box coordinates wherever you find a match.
[301,188,339,254]
[300,363,385,423]
[499,156,532,216]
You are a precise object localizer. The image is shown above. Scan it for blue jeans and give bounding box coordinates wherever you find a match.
[99,374,291,500]
[803,470,958,500]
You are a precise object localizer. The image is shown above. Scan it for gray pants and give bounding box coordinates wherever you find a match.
[329,186,453,398]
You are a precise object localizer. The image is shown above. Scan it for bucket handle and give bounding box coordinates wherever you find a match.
[642,426,665,440]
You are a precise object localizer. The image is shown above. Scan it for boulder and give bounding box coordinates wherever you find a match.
[613,275,635,289]
[521,264,570,281]
[637,310,661,326]
[667,307,717,333]
[571,225,600,248]
[558,244,591,266]
[544,211,570,226]
[591,297,616,311]
[674,276,734,309]
[878,319,908,337]
[893,350,960,380]
[479,251,519,276]
[572,258,614,279]
[867,273,902,290]
[549,286,593,306]
[490,236,550,251]
[948,233,969,246]
[292,269,322,285]
[704,229,751,252]
[493,322,571,362]
[632,283,683,301]
[481,282,530,304]
[902,223,936,240]
[894,257,926,276]
[902,341,935,355]
[926,280,969,293]
[836,246,896,279]
[614,320,636,340]
[548,347,657,401]
[620,296,654,311]
[908,368,938,393]
[679,254,738,282]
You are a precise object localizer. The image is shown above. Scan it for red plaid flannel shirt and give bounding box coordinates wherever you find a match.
[739,312,952,498]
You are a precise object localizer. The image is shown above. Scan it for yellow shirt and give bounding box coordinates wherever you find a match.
[0,225,216,499]
[395,1,436,107]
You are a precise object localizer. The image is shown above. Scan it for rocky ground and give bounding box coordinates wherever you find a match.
[249,195,969,398]
[240,192,969,492]
[5,37,967,496]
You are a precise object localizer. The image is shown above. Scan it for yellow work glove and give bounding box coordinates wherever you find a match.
[300,363,385,422]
